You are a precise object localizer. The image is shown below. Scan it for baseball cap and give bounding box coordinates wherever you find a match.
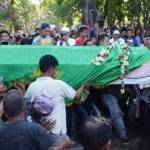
[40,23,50,30]
[32,92,54,115]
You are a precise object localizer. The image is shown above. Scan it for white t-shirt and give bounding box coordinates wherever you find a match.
[57,38,76,46]
[109,38,125,45]
[25,77,76,134]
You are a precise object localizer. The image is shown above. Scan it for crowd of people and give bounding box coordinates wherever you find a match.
[0,22,150,150]
[0,22,150,48]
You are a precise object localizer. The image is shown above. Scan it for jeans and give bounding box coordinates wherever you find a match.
[101,93,127,139]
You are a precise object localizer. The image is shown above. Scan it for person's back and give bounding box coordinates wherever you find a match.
[0,90,53,150]
[0,120,53,150]
[25,76,76,135]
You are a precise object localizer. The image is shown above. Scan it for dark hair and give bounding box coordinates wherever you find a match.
[39,55,59,73]
[127,29,133,32]
[0,30,10,37]
[97,34,108,45]
[84,39,92,45]
[121,27,127,33]
[79,117,112,150]
[35,28,40,32]
[79,25,88,33]
[3,90,24,117]
[135,27,142,35]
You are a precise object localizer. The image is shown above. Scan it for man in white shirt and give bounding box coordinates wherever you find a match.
[57,27,75,46]
[109,30,125,45]
[25,55,85,146]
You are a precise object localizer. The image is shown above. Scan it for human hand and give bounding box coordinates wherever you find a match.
[42,119,56,130]
[13,82,26,95]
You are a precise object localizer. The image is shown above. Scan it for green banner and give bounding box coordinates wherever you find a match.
[0,46,150,89]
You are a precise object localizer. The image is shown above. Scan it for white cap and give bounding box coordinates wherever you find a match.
[113,30,120,35]
[61,27,70,32]
[50,24,56,29]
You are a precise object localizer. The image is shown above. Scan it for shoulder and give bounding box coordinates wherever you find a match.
[25,121,47,134]
[32,36,41,44]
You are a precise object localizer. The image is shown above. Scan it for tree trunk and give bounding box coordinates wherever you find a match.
[82,0,100,25]
[82,0,89,25]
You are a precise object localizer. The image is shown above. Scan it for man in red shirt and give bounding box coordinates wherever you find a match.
[76,25,88,46]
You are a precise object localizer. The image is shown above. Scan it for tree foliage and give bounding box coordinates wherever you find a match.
[42,0,150,27]
[0,0,37,31]
[0,0,149,30]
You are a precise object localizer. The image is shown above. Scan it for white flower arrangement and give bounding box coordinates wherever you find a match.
[91,49,111,66]
[119,44,131,93]
[92,42,131,94]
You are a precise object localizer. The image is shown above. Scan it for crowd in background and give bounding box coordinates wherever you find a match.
[0,22,150,49]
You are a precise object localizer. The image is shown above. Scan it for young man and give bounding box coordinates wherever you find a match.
[76,25,88,46]
[25,55,85,146]
[109,30,125,45]
[144,36,150,49]
[0,90,70,150]
[79,117,112,150]
[0,30,11,45]
[125,29,135,46]
[32,23,53,45]
[57,28,75,46]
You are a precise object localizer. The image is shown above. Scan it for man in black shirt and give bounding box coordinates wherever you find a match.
[0,90,69,150]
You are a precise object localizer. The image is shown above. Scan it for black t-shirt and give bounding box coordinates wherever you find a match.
[0,120,53,150]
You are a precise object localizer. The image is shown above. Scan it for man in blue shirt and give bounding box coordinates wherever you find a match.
[32,23,53,45]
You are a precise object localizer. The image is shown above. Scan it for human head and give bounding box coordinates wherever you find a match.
[127,29,133,39]
[144,36,150,49]
[113,30,120,40]
[98,34,109,46]
[40,23,50,38]
[145,27,150,37]
[94,22,99,29]
[3,90,25,118]
[61,28,70,41]
[135,27,142,36]
[35,28,40,34]
[78,25,88,38]
[105,28,111,38]
[79,117,112,150]
[39,55,59,77]
[0,30,10,44]
[121,27,127,38]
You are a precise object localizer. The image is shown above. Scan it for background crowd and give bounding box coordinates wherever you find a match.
[0,22,150,49]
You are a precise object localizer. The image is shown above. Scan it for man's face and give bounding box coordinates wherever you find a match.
[121,31,126,37]
[144,38,150,49]
[81,30,88,38]
[114,34,120,40]
[106,29,111,37]
[0,33,10,43]
[127,31,133,38]
[40,28,50,37]
[145,30,150,37]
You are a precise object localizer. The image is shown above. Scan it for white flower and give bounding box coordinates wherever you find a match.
[124,61,129,66]
[94,62,100,66]
[96,56,101,61]
[120,89,125,94]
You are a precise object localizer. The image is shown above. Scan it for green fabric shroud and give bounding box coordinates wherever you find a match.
[0,46,150,89]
